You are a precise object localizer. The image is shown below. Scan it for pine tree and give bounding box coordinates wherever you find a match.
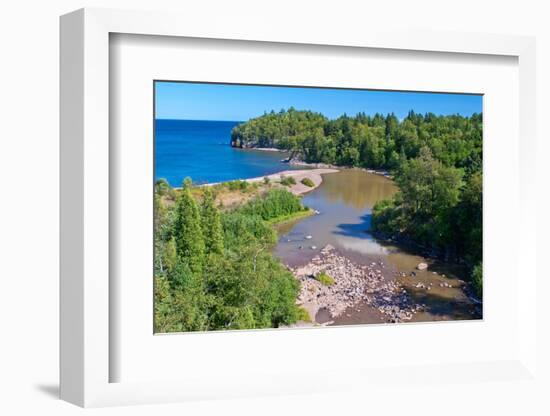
[201,187,224,255]
[163,237,178,274]
[173,177,205,273]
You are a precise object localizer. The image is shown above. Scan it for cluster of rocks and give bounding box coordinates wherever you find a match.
[414,282,432,290]
[290,245,424,324]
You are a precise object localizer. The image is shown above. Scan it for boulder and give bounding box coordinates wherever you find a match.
[417,262,428,271]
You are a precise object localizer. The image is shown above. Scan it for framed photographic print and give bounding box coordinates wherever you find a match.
[60,8,538,407]
[152,81,483,333]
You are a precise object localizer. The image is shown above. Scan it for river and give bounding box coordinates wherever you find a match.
[273,169,482,325]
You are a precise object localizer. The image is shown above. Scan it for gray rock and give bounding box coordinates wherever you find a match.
[417,262,428,270]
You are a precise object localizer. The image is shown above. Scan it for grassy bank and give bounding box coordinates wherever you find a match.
[266,208,314,225]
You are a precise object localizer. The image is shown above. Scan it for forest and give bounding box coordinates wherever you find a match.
[231,108,483,297]
[154,179,310,332]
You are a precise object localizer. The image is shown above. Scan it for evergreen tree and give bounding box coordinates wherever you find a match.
[173,177,205,273]
[201,187,224,255]
[163,237,178,274]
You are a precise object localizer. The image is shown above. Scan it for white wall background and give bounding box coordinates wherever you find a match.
[0,0,548,414]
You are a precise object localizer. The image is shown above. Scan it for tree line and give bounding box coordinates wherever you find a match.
[231,108,483,298]
[231,107,482,173]
[154,179,308,332]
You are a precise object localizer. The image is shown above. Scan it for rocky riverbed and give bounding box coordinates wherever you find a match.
[291,245,426,325]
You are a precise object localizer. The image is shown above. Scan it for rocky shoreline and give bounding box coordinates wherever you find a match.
[291,245,425,325]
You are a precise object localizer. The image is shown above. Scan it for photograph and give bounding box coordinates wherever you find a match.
[153,81,483,333]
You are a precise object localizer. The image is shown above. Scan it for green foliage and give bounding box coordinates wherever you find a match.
[345,110,483,279]
[394,147,464,247]
[397,147,463,215]
[301,177,315,187]
[372,198,403,235]
[203,247,300,330]
[471,263,482,299]
[155,178,176,198]
[264,208,314,225]
[162,237,178,274]
[372,148,467,253]
[154,271,209,333]
[453,171,482,265]
[201,187,224,255]
[226,180,250,191]
[239,188,305,222]
[154,181,303,333]
[296,306,312,322]
[280,175,296,186]
[222,212,277,247]
[263,176,271,185]
[231,108,482,174]
[315,271,335,286]
[173,178,205,273]
[231,107,327,150]
[372,145,481,286]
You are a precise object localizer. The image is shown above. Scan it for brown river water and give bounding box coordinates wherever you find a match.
[273,169,482,325]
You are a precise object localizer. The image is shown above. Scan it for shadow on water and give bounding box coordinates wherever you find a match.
[333,213,373,239]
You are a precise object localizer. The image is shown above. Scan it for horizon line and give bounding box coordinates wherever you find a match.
[155,109,482,123]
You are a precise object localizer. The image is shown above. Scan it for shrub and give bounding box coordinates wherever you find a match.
[155,178,176,198]
[315,271,335,286]
[301,177,315,187]
[296,306,312,322]
[263,176,271,185]
[238,188,304,222]
[280,175,296,186]
[226,180,249,191]
[471,263,482,299]
[371,198,403,235]
[240,180,251,191]
[222,212,276,247]
[212,183,225,193]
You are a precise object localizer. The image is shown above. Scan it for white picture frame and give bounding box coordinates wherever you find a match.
[60,7,538,407]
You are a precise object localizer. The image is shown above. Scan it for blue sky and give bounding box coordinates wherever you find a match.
[155,81,482,121]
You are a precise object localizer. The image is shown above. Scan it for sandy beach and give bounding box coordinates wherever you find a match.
[244,168,339,195]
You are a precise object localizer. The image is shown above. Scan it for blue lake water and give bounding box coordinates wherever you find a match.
[155,119,300,186]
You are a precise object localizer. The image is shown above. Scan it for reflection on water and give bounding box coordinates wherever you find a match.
[274,169,481,323]
[274,170,397,265]
[320,169,397,210]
